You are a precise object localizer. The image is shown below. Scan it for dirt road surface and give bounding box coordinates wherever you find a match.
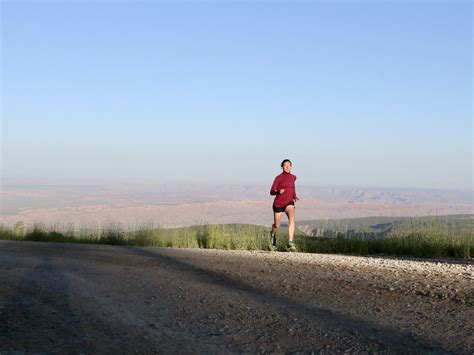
[1,240,472,354]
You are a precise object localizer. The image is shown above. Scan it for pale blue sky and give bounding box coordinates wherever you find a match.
[1,1,472,190]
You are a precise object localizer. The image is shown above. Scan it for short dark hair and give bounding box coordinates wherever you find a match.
[281,159,292,167]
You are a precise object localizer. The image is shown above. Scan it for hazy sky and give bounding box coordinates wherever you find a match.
[2,1,472,190]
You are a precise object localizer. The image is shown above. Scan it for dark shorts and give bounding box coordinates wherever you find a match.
[273,201,295,213]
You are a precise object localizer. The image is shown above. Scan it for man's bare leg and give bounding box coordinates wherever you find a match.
[271,212,282,246]
[285,205,296,247]
[272,212,282,235]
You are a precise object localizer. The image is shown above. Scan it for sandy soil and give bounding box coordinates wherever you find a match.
[0,240,472,354]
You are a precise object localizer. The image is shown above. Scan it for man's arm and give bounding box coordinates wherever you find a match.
[293,176,299,201]
[270,176,280,195]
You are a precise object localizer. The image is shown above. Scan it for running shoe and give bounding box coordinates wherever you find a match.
[287,241,297,252]
[271,232,277,247]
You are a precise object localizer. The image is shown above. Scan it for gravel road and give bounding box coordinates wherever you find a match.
[0,240,472,354]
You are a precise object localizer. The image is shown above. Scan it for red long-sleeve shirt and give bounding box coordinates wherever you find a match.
[270,171,297,207]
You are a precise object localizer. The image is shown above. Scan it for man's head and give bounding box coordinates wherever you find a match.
[281,159,292,173]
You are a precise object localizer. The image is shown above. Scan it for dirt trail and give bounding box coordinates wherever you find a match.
[1,240,472,354]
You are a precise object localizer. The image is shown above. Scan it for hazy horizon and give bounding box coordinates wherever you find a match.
[1,179,472,228]
[1,175,473,193]
[2,1,473,191]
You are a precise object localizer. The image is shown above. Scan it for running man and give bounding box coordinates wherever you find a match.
[270,159,299,251]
